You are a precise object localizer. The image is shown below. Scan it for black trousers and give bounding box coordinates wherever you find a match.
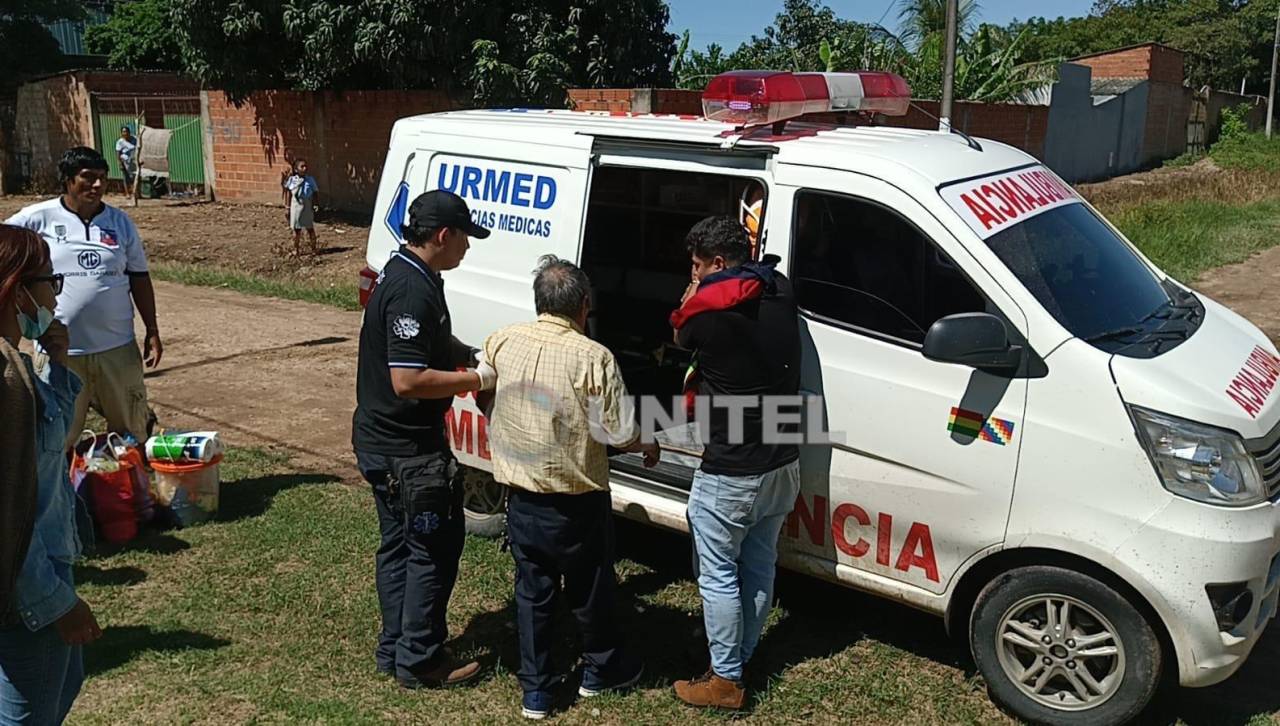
[356,449,464,679]
[506,488,624,693]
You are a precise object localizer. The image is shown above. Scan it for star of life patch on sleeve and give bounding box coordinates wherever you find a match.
[392,314,420,340]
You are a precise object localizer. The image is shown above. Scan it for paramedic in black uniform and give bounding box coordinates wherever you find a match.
[352,190,497,688]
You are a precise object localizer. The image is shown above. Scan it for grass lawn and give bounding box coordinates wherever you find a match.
[1108,198,1280,281]
[148,261,363,312]
[69,448,1008,725]
[1092,132,1280,281]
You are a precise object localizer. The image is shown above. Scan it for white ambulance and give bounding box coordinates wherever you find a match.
[360,71,1280,724]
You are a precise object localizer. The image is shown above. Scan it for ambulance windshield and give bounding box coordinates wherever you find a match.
[984,203,1174,344]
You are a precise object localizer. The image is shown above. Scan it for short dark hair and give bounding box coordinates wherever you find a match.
[58,146,109,184]
[532,254,591,318]
[686,215,750,267]
[401,223,444,248]
[120,125,131,133]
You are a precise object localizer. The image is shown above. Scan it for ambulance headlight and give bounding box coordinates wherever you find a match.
[1130,406,1265,507]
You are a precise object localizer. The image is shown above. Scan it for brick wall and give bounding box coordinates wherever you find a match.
[1146,45,1185,85]
[0,95,14,194]
[9,71,197,191]
[879,99,1050,159]
[1073,43,1184,85]
[569,88,702,115]
[568,89,635,113]
[206,89,456,211]
[13,74,91,190]
[1075,45,1152,80]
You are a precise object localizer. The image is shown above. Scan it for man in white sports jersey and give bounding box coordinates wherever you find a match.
[6,147,163,447]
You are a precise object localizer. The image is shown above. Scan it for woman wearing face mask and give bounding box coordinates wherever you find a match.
[0,224,100,725]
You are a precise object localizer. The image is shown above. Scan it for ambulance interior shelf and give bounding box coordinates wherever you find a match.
[583,165,764,488]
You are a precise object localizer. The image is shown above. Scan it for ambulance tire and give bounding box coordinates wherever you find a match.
[461,467,507,539]
[970,566,1161,726]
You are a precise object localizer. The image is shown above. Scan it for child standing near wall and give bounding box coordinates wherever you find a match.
[283,159,319,257]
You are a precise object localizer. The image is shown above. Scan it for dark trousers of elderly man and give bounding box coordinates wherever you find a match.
[483,254,658,719]
[507,489,621,686]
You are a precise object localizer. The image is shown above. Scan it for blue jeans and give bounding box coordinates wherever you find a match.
[0,565,83,725]
[687,460,800,682]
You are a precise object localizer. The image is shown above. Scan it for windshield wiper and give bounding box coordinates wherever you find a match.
[1084,301,1189,344]
[1084,326,1146,343]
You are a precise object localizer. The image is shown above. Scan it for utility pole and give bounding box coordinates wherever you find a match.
[939,0,958,132]
[1268,1,1280,138]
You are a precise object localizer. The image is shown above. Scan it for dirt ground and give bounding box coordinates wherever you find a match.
[137,281,363,475]
[1,194,368,288]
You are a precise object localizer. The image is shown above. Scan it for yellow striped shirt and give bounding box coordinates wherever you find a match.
[483,314,637,494]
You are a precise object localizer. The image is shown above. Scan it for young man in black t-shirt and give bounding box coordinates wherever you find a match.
[669,216,802,710]
[352,190,496,689]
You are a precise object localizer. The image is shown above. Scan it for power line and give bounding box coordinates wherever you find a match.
[875,0,897,27]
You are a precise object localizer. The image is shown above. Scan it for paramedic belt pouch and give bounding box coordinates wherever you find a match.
[392,453,461,537]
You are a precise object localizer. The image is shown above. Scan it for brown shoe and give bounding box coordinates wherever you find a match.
[398,657,482,689]
[673,669,745,710]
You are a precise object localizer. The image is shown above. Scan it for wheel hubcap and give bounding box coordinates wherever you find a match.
[462,473,505,516]
[995,594,1125,711]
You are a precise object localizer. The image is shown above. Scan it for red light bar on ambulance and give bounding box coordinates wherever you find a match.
[701,70,911,126]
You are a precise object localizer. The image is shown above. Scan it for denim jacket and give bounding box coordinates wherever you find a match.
[11,358,82,632]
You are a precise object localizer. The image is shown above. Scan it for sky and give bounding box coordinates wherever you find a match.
[667,0,1096,54]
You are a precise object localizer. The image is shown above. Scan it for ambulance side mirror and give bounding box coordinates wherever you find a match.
[923,313,1023,374]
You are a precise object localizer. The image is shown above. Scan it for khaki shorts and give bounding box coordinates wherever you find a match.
[40,342,151,448]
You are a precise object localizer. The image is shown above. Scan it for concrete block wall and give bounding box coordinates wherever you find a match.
[1206,91,1266,144]
[1143,82,1192,166]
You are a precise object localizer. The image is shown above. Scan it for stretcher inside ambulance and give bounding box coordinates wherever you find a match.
[361,69,1280,725]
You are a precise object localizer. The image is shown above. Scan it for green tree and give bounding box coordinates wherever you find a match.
[84,0,183,71]
[673,0,1051,103]
[1007,0,1280,94]
[170,0,675,104]
[896,0,980,47]
[727,0,894,71]
[0,0,80,83]
[671,40,737,90]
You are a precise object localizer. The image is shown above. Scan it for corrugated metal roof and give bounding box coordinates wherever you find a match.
[1091,78,1145,96]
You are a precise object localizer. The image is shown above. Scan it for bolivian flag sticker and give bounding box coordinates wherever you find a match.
[948,407,1016,446]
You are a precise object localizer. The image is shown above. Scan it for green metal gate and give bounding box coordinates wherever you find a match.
[92,95,205,188]
[96,112,136,182]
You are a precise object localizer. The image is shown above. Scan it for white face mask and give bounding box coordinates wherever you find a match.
[17,287,54,340]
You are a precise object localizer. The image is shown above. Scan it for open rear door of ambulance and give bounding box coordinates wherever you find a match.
[404,118,596,473]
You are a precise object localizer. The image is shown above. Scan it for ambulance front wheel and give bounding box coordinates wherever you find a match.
[970,565,1162,726]
[461,467,506,538]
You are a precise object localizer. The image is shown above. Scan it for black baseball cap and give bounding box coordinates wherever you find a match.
[406,190,491,239]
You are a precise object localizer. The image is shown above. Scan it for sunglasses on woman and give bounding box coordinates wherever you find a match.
[26,274,64,296]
